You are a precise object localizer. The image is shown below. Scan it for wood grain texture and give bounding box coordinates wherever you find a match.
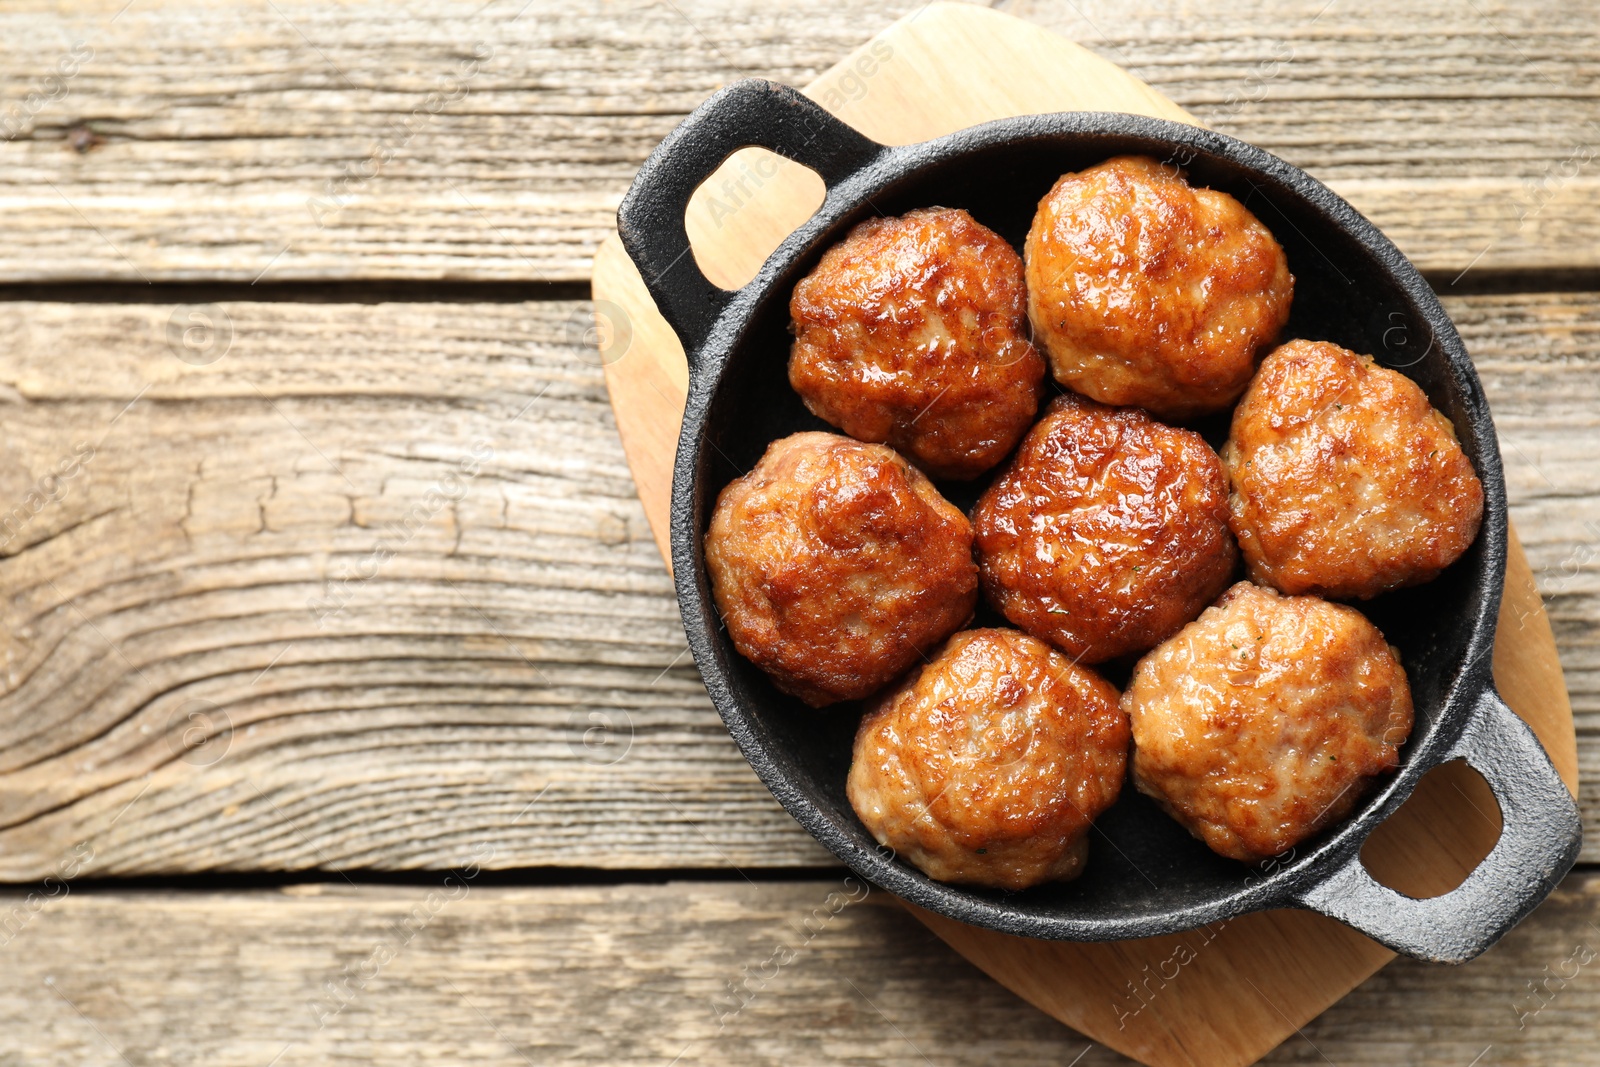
[0,298,824,877]
[0,0,1595,281]
[3,874,1600,1065]
[0,292,1595,881]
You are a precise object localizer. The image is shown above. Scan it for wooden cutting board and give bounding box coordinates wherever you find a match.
[589,5,1580,1064]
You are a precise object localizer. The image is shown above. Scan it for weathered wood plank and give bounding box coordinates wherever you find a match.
[3,874,1600,1065]
[0,298,833,875]
[0,0,1596,281]
[0,293,1598,878]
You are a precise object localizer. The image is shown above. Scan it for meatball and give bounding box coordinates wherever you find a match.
[789,207,1046,480]
[1222,338,1485,600]
[848,628,1129,889]
[1025,155,1293,420]
[705,432,977,707]
[1126,581,1413,863]
[973,392,1238,664]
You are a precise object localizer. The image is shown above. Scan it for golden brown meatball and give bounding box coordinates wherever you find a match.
[1025,155,1293,420]
[789,207,1046,480]
[705,432,977,707]
[1126,581,1413,863]
[847,628,1129,889]
[972,393,1238,664]
[1222,339,1485,600]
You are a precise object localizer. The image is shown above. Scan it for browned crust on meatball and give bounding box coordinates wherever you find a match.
[973,392,1239,664]
[1025,155,1293,420]
[1125,581,1413,863]
[789,207,1047,480]
[704,432,978,707]
[847,628,1129,889]
[1222,339,1485,600]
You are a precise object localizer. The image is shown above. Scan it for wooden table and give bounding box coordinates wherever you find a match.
[0,1,1596,1063]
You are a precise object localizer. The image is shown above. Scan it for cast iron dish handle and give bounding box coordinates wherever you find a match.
[1295,687,1580,963]
[616,80,884,356]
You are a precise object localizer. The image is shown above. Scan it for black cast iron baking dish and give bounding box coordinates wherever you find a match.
[616,79,1582,964]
